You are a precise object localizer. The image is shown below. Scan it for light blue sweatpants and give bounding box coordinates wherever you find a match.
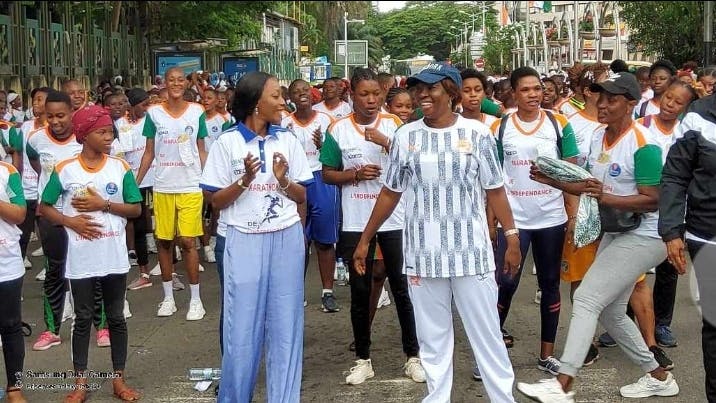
[219,222,305,403]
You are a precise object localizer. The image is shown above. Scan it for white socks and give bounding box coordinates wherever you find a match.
[322,288,333,296]
[190,283,201,301]
[162,281,173,301]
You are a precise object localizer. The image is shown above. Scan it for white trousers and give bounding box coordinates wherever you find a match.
[408,274,515,403]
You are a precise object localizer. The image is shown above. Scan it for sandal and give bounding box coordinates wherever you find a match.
[113,382,141,402]
[502,329,514,349]
[63,389,87,403]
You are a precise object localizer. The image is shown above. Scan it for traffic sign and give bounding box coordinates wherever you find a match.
[474,57,485,69]
[334,40,368,66]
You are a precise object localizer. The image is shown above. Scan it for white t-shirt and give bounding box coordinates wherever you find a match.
[313,101,353,120]
[558,99,581,117]
[18,121,43,199]
[568,110,604,168]
[204,112,230,152]
[636,115,677,164]
[384,115,503,278]
[40,155,143,279]
[281,111,334,172]
[113,116,155,188]
[143,103,208,193]
[26,128,82,209]
[587,123,663,238]
[491,111,580,229]
[634,98,660,119]
[0,161,25,282]
[200,123,313,234]
[319,113,405,232]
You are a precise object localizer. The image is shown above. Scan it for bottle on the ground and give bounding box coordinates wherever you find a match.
[336,258,347,286]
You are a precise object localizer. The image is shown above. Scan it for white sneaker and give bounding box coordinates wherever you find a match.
[345,359,374,385]
[377,287,391,309]
[35,268,46,281]
[532,264,537,275]
[534,289,542,305]
[149,263,161,276]
[157,298,177,317]
[128,250,138,266]
[24,256,32,269]
[199,264,205,272]
[209,236,216,250]
[186,299,206,321]
[31,246,44,257]
[172,273,185,291]
[404,357,426,383]
[61,293,75,322]
[203,245,216,263]
[30,231,38,242]
[619,372,679,398]
[146,235,157,254]
[517,378,575,403]
[123,299,132,319]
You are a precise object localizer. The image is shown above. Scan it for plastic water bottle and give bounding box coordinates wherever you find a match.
[188,368,221,381]
[336,258,347,286]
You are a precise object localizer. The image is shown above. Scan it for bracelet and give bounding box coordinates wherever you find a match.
[353,169,360,184]
[103,199,111,213]
[568,215,577,220]
[237,180,248,190]
[279,180,291,191]
[503,228,519,238]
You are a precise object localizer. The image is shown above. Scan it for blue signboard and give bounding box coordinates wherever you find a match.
[155,53,203,77]
[222,57,260,87]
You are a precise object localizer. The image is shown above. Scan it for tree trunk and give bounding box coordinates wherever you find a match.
[111,1,122,32]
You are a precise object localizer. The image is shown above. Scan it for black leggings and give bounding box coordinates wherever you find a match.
[496,224,565,344]
[38,217,106,333]
[0,276,24,388]
[18,199,37,258]
[339,230,419,360]
[130,188,151,267]
[69,274,128,372]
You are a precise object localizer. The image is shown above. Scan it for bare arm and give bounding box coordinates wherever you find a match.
[599,185,659,213]
[0,200,25,225]
[353,187,402,275]
[29,158,41,176]
[322,165,357,186]
[197,138,207,169]
[135,138,155,186]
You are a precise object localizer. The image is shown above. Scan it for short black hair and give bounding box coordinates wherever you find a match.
[288,78,309,93]
[232,71,274,123]
[510,66,541,90]
[650,59,677,77]
[350,67,378,92]
[44,90,72,108]
[386,87,409,106]
[31,87,52,99]
[610,59,629,73]
[635,66,650,78]
[460,68,488,92]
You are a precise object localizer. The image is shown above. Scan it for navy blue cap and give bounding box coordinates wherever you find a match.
[407,62,462,88]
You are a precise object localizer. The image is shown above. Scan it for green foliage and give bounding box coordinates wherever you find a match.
[619,1,703,66]
[482,24,518,74]
[367,2,495,62]
[149,2,275,47]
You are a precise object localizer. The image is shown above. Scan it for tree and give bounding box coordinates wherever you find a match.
[483,24,519,74]
[367,2,496,63]
[619,1,703,67]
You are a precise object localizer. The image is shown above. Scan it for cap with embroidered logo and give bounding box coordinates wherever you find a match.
[407,62,462,88]
[589,72,641,101]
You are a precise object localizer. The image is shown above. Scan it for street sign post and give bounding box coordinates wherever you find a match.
[334,40,369,66]
[474,57,485,70]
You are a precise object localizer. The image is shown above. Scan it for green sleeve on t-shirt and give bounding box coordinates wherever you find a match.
[481,98,502,117]
[197,113,208,139]
[318,132,342,169]
[122,169,143,203]
[142,114,157,139]
[560,122,580,159]
[25,141,38,160]
[41,170,63,205]
[634,144,663,186]
[9,128,22,152]
[221,120,233,131]
[7,172,25,206]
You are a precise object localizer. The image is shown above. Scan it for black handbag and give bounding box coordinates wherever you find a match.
[599,205,642,233]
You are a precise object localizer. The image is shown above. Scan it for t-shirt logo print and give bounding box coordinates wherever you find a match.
[105,182,118,195]
[608,162,622,177]
[261,194,283,224]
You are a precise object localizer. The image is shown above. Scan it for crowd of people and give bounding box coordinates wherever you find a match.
[0,55,714,403]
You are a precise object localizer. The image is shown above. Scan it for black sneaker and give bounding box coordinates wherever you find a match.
[650,345,674,370]
[321,292,340,313]
[583,344,600,367]
[502,328,514,348]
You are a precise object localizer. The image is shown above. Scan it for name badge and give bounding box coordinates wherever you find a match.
[457,139,472,154]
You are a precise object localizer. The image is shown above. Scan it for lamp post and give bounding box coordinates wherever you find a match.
[343,11,365,80]
[453,19,470,67]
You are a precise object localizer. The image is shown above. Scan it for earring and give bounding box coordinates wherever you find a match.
[254,107,259,115]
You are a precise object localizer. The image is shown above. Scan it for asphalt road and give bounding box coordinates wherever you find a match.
[15,243,705,402]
